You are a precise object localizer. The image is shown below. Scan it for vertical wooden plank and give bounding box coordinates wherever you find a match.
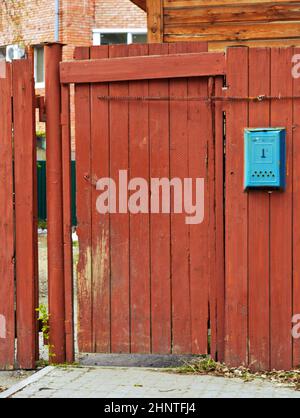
[109,44,131,353]
[128,44,151,353]
[0,63,15,370]
[248,48,271,371]
[293,47,300,368]
[74,47,93,352]
[147,0,163,43]
[148,43,171,354]
[90,45,111,353]
[61,83,74,362]
[225,47,249,367]
[270,48,293,370]
[212,76,225,362]
[187,43,211,355]
[169,42,191,354]
[13,60,38,369]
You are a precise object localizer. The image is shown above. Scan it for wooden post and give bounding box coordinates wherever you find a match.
[0,63,15,370]
[147,0,163,43]
[45,43,66,364]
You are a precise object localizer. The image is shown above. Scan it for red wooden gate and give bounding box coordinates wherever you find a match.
[58,44,300,370]
[0,59,38,370]
[60,42,226,357]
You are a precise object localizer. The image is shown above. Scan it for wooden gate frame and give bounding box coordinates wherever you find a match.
[48,42,227,364]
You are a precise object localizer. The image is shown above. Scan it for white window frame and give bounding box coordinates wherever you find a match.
[92,28,147,46]
[34,46,45,88]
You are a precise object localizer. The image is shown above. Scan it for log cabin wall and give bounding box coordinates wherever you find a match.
[146,0,300,50]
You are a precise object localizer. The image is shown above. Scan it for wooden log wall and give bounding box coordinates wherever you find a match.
[145,0,300,50]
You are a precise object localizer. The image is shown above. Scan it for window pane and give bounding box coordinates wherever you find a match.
[132,34,147,44]
[0,47,6,60]
[35,47,44,84]
[100,33,127,45]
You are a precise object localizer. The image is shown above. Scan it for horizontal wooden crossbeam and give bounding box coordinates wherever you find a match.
[60,52,226,84]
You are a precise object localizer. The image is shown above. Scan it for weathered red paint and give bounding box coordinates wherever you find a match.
[248,48,271,371]
[148,42,171,354]
[72,43,217,356]
[74,46,93,353]
[0,59,38,371]
[3,44,300,371]
[224,47,249,367]
[45,43,66,364]
[0,63,15,370]
[61,83,75,363]
[293,47,300,369]
[13,59,39,369]
[270,48,293,371]
[109,44,131,353]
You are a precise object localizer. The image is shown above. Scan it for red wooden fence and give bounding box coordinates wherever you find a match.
[0,59,38,370]
[1,44,300,371]
[224,47,300,371]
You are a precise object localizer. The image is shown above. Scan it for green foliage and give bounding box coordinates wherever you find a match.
[38,220,47,230]
[36,130,46,138]
[54,363,81,370]
[36,304,56,362]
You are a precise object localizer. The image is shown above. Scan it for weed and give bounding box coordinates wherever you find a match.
[36,304,56,363]
[172,356,300,391]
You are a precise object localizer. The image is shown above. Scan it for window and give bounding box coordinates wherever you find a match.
[100,33,128,45]
[0,46,6,60]
[34,46,45,87]
[132,33,147,44]
[93,29,147,46]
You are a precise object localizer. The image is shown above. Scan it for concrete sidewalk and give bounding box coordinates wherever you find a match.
[1,366,300,398]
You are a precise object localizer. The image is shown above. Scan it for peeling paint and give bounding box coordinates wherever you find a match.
[93,229,109,296]
[0,61,6,79]
[77,245,92,351]
[0,315,6,339]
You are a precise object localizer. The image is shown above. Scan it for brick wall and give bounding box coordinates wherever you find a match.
[0,0,56,46]
[95,0,146,29]
[0,0,146,51]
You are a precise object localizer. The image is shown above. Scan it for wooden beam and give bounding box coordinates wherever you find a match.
[60,52,226,84]
[147,0,163,43]
[131,0,146,11]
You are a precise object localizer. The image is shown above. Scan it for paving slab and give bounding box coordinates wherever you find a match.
[1,366,300,399]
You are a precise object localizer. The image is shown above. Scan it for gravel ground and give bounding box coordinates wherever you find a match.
[0,371,35,393]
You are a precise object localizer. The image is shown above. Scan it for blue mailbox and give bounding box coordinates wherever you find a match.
[244,128,286,190]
